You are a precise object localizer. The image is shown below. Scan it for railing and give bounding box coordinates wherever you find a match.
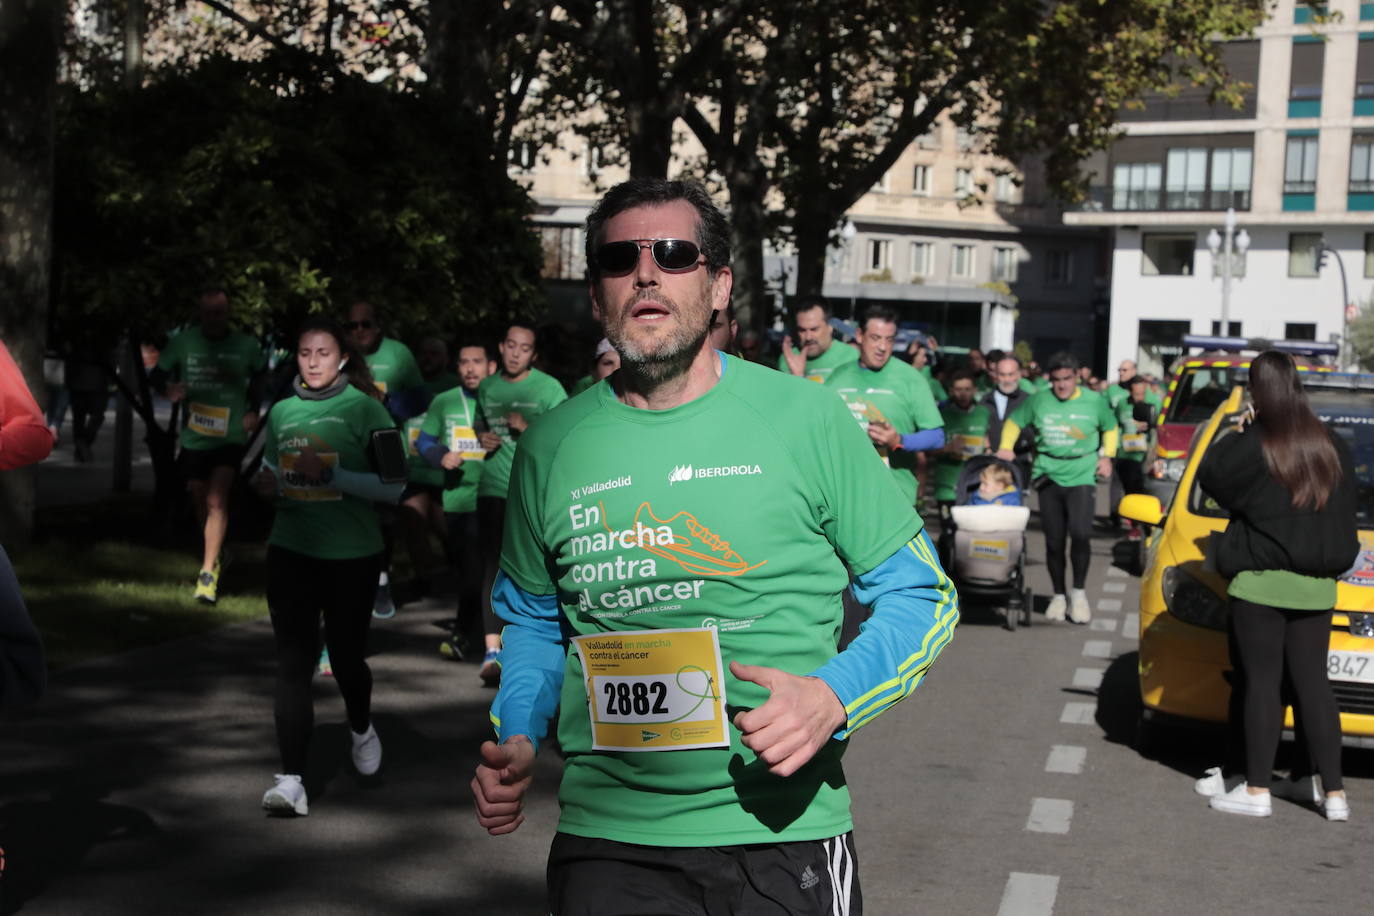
[1072,187,1251,213]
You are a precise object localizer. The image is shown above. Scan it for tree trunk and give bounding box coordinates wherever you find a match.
[0,0,61,546]
[726,167,771,332]
[793,216,834,304]
[625,108,674,178]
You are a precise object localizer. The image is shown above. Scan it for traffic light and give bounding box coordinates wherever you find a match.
[1317,241,1330,270]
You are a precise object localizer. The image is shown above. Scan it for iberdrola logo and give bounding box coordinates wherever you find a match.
[668,464,693,484]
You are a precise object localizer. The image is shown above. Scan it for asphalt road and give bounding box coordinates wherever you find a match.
[1,497,1370,914]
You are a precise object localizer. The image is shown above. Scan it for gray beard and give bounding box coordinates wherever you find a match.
[605,293,711,386]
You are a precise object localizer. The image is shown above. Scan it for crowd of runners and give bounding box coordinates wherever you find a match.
[123,176,1175,913]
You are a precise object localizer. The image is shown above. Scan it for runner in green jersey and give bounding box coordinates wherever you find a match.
[998,351,1118,624]
[776,299,858,383]
[254,316,405,817]
[473,180,956,915]
[475,322,568,683]
[399,337,463,595]
[151,288,269,604]
[933,370,991,503]
[1114,375,1156,510]
[825,304,945,506]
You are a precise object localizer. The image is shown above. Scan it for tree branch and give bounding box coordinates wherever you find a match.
[196,0,295,56]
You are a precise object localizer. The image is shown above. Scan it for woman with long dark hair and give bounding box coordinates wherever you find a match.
[253,316,404,815]
[1195,350,1358,820]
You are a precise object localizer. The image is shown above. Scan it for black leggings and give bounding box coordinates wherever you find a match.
[1037,482,1095,593]
[478,496,506,636]
[267,546,382,774]
[445,510,483,641]
[1226,598,1343,791]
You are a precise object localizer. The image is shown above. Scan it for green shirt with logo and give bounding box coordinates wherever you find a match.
[156,326,265,450]
[264,385,396,559]
[1115,397,1155,464]
[918,364,948,402]
[1009,388,1118,487]
[1107,382,1163,413]
[775,341,858,384]
[364,337,424,401]
[476,368,568,500]
[404,373,464,488]
[419,386,486,513]
[501,355,921,847]
[825,357,943,503]
[934,401,991,501]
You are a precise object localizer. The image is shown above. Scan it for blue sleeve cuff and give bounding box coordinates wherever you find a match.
[387,386,431,422]
[489,570,566,751]
[416,431,446,468]
[332,467,405,503]
[901,427,945,452]
[809,528,958,739]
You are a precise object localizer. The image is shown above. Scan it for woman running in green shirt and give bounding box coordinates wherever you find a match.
[254,317,406,816]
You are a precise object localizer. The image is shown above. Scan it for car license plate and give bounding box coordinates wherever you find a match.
[1327,650,1374,684]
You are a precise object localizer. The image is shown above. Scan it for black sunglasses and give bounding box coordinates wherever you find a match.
[595,239,703,275]
[345,320,376,331]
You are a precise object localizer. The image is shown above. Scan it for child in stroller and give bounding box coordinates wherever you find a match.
[941,455,1032,629]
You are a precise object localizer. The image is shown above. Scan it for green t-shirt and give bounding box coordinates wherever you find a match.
[1228,570,1336,610]
[570,374,596,396]
[501,355,921,846]
[156,326,265,450]
[476,368,568,499]
[1114,397,1155,464]
[1018,377,1037,395]
[364,337,424,400]
[264,385,396,559]
[419,386,486,514]
[825,357,944,503]
[1009,388,1117,487]
[775,341,858,384]
[934,401,991,501]
[1107,383,1163,413]
[404,373,464,488]
[918,364,948,402]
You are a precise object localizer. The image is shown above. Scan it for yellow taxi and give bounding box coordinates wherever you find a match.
[1120,374,1374,747]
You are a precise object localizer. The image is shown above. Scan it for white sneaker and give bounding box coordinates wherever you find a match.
[1045,594,1067,621]
[1194,766,1242,798]
[1271,774,1322,806]
[1322,793,1350,822]
[1208,782,1272,817]
[1069,589,1092,624]
[262,774,309,816]
[351,723,382,776]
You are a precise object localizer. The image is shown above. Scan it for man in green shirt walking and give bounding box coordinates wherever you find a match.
[934,370,990,505]
[777,299,857,383]
[997,352,1118,623]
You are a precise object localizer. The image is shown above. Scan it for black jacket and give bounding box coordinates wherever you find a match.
[980,386,1032,454]
[1197,423,1359,579]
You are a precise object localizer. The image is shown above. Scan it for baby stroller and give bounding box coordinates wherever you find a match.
[938,454,1032,630]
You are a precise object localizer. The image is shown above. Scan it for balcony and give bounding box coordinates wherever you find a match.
[1073,187,1251,213]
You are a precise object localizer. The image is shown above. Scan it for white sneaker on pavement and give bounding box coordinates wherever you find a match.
[1322,793,1350,822]
[1045,594,1067,621]
[1208,782,1272,817]
[351,722,382,776]
[1069,589,1091,624]
[1194,766,1243,798]
[262,774,309,816]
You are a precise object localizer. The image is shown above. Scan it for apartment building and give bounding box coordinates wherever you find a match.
[1066,0,1374,376]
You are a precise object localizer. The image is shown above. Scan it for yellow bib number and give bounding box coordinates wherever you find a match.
[956,434,984,457]
[188,402,230,438]
[1122,432,1148,453]
[406,425,422,456]
[450,425,485,461]
[571,628,729,752]
[971,538,1010,560]
[279,451,341,501]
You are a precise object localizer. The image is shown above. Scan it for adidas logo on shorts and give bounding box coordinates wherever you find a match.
[799,864,820,890]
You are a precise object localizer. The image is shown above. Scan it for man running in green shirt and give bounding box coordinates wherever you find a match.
[933,370,990,505]
[400,336,462,594]
[475,322,568,684]
[777,299,857,383]
[152,287,267,604]
[997,351,1118,624]
[472,178,957,916]
[825,304,945,506]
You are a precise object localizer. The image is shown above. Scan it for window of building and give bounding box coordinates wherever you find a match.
[991,247,1018,282]
[1285,322,1317,340]
[912,164,932,195]
[1210,148,1253,209]
[509,141,536,170]
[581,142,602,178]
[1112,162,1162,210]
[1290,40,1325,101]
[1365,233,1374,278]
[917,127,940,150]
[1358,38,1374,101]
[1284,136,1319,194]
[1137,319,1192,378]
[538,225,586,280]
[951,244,975,278]
[1288,232,1322,277]
[1209,321,1242,336]
[956,126,974,151]
[1046,249,1074,285]
[1165,148,1208,209]
[1351,136,1374,193]
[955,168,973,198]
[867,238,892,271]
[910,241,934,277]
[1141,233,1195,276]
[994,173,1016,202]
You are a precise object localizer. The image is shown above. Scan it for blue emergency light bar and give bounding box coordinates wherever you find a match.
[1182,334,1339,357]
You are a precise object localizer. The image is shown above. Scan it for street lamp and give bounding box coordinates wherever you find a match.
[1205,207,1250,336]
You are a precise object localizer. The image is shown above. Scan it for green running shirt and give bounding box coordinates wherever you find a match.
[934,401,991,501]
[476,368,567,500]
[156,326,266,450]
[1008,388,1118,487]
[1115,397,1154,464]
[775,341,858,384]
[419,386,486,513]
[264,385,397,559]
[364,337,424,399]
[501,356,921,846]
[825,358,943,503]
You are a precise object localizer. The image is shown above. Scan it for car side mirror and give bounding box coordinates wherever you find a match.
[1119,493,1164,527]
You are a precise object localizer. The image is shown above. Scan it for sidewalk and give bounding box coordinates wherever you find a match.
[36,402,159,509]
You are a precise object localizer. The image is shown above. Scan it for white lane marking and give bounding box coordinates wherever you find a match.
[1045,744,1086,774]
[1082,640,1113,659]
[1072,667,1104,689]
[998,873,1060,916]
[1060,701,1095,724]
[1107,566,1128,577]
[1090,618,1118,632]
[1026,798,1074,834]
[1097,599,1122,612]
[1122,613,1139,640]
[1102,581,1127,594]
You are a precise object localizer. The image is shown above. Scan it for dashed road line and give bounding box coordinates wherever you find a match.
[1060,701,1095,724]
[1071,667,1104,689]
[1107,566,1127,577]
[998,873,1060,916]
[1102,581,1127,594]
[1026,797,1074,834]
[1097,598,1122,612]
[1122,613,1139,639]
[1089,618,1117,632]
[1082,640,1113,659]
[1045,744,1086,774]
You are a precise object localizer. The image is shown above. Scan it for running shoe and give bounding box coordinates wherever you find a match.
[317,647,333,677]
[1045,594,1067,622]
[372,584,397,620]
[194,566,220,604]
[262,774,309,816]
[350,723,382,776]
[1271,774,1322,806]
[1322,794,1350,822]
[439,636,465,662]
[479,648,502,687]
[1208,783,1272,817]
[1068,589,1091,624]
[1194,766,1243,798]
